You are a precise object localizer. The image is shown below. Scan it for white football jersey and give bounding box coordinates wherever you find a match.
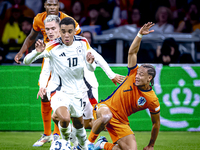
[24,36,96,98]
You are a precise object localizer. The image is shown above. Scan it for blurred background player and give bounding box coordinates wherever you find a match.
[13,0,81,147]
[87,22,160,150]
[14,0,81,63]
[34,15,61,146]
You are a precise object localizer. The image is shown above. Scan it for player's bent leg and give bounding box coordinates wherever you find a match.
[93,106,113,134]
[117,134,137,150]
[55,106,70,127]
[52,112,59,126]
[88,105,112,146]
[72,116,88,150]
[55,106,71,141]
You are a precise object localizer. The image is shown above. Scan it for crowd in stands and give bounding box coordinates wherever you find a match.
[0,0,199,64]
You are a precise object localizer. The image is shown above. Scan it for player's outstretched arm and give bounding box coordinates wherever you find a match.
[128,22,154,68]
[37,58,51,100]
[23,39,46,65]
[111,74,125,86]
[14,29,39,64]
[90,49,125,86]
[143,112,160,150]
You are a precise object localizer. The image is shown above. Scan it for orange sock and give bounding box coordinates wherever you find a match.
[53,123,60,135]
[104,142,115,150]
[88,130,99,143]
[41,101,52,136]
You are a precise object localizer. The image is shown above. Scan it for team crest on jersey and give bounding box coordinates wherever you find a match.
[76,46,82,54]
[137,97,146,106]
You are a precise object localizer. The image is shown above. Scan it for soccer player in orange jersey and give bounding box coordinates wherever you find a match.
[87,22,160,150]
[14,0,81,63]
[14,0,81,147]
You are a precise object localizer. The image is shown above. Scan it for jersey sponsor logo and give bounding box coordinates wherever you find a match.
[138,97,146,106]
[59,52,66,57]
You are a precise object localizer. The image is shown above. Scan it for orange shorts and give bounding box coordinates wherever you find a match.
[93,103,134,143]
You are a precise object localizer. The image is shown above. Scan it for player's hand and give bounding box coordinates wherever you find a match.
[111,74,125,86]
[86,52,95,64]
[35,39,46,53]
[37,88,47,99]
[139,22,155,35]
[143,145,154,150]
[14,52,23,64]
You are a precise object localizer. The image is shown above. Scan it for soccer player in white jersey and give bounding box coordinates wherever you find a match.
[35,15,124,148]
[23,17,97,150]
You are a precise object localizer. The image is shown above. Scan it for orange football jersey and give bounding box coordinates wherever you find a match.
[100,65,160,125]
[33,11,81,43]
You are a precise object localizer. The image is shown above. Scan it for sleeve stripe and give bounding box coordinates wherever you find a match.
[46,42,59,52]
[81,39,90,50]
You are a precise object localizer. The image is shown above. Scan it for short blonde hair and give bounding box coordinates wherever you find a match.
[44,15,60,25]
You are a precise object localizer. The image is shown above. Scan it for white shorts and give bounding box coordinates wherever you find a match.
[82,87,98,120]
[50,90,83,118]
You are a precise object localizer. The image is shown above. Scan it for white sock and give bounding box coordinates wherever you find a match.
[76,127,87,148]
[58,121,71,141]
[70,124,79,147]
[100,142,106,149]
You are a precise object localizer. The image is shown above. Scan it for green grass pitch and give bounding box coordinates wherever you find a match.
[0,131,200,150]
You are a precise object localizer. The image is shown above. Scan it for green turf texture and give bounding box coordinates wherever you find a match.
[0,131,199,150]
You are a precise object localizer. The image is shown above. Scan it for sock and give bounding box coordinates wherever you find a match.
[76,127,87,147]
[58,121,71,140]
[104,142,115,150]
[71,124,79,147]
[100,142,106,149]
[53,123,60,135]
[88,130,99,143]
[41,101,52,136]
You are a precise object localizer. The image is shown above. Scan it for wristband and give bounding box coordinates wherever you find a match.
[137,32,143,38]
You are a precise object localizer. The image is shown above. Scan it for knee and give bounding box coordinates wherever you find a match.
[59,117,70,128]
[60,116,70,124]
[73,119,84,129]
